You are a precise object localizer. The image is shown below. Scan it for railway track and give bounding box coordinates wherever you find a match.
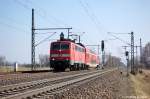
[0,68,117,99]
[0,69,92,86]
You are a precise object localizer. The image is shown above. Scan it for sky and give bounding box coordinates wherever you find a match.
[0,0,150,64]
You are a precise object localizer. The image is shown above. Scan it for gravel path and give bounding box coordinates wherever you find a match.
[49,69,135,99]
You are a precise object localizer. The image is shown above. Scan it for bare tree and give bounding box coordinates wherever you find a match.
[105,53,121,67]
[142,42,150,68]
[0,56,6,66]
[39,54,49,67]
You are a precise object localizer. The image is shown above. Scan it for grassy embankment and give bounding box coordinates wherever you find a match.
[130,69,150,98]
[0,66,31,72]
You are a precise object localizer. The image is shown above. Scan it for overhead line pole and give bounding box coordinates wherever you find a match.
[131,32,135,74]
[139,38,142,73]
[108,31,139,75]
[140,38,142,63]
[135,46,138,72]
[122,45,140,74]
[31,9,72,71]
[31,8,35,71]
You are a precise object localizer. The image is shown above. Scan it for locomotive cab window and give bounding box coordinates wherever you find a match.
[51,43,69,50]
[61,44,69,50]
[51,43,60,50]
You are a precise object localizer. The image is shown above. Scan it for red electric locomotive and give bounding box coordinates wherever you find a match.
[50,32,100,71]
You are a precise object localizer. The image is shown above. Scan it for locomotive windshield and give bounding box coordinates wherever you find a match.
[51,43,69,50]
[61,44,69,50]
[51,43,60,50]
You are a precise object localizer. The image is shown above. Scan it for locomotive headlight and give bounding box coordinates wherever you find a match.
[52,58,55,61]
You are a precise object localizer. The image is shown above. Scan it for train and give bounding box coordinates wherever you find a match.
[50,32,100,71]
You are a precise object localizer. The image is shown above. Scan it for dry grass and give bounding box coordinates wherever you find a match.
[0,66,31,72]
[0,66,50,72]
[0,66,14,72]
[130,69,150,98]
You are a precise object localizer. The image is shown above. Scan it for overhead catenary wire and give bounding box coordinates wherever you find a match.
[35,32,56,47]
[24,0,60,26]
[13,0,86,43]
[35,32,56,34]
[0,1,31,34]
[79,0,102,34]
[13,0,61,27]
[84,0,101,28]
[13,0,31,10]
[107,32,131,45]
[0,14,28,28]
[13,1,71,43]
[0,20,28,33]
[107,32,131,35]
[21,0,83,32]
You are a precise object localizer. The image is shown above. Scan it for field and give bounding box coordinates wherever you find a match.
[0,66,50,72]
[130,69,150,98]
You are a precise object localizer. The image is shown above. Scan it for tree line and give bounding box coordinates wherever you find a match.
[141,42,150,68]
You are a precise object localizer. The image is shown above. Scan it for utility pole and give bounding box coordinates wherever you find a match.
[135,46,138,72]
[69,32,85,43]
[69,34,80,43]
[31,8,35,71]
[97,44,100,69]
[131,32,135,74]
[122,45,140,73]
[67,28,72,39]
[98,44,100,55]
[139,38,142,73]
[107,31,139,75]
[140,38,142,63]
[79,35,81,43]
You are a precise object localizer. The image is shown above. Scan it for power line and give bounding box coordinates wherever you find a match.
[0,14,28,27]
[0,20,27,33]
[13,0,60,27]
[107,32,130,45]
[35,32,56,47]
[79,0,102,33]
[84,0,101,27]
[13,0,31,10]
[28,0,82,31]
[25,0,82,32]
[35,32,56,34]
[15,0,84,34]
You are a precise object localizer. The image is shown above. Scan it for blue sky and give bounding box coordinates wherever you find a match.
[0,0,150,64]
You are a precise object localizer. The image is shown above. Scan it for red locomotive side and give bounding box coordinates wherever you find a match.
[85,48,100,68]
[70,43,86,70]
